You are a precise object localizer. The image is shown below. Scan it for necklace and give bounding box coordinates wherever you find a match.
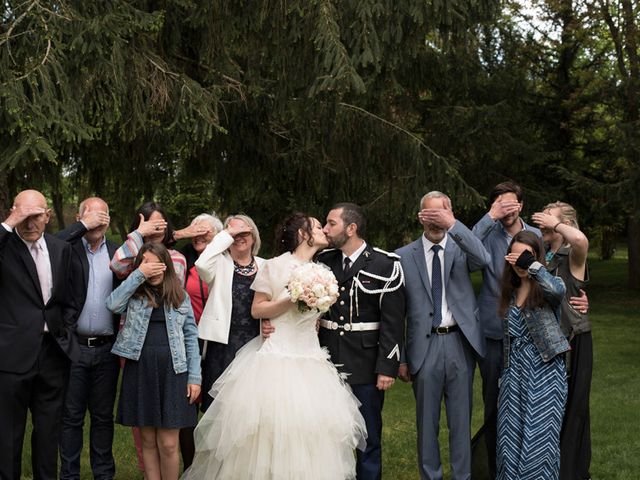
[545,250,555,263]
[233,258,256,276]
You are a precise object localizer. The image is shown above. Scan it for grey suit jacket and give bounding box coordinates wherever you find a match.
[396,221,490,374]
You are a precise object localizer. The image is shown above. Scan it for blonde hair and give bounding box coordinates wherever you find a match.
[543,201,579,230]
[224,214,261,255]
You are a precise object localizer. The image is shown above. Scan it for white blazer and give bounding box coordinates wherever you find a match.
[195,230,265,343]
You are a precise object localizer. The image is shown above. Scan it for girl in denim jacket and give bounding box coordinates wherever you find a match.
[107,243,201,480]
[496,231,570,480]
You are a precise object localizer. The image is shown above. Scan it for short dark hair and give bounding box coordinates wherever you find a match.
[130,202,176,248]
[489,181,523,204]
[332,202,367,239]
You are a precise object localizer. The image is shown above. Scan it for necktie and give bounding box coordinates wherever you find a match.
[343,257,351,274]
[431,244,442,328]
[31,242,52,304]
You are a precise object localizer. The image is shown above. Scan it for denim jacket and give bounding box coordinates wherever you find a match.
[503,262,571,368]
[107,269,201,385]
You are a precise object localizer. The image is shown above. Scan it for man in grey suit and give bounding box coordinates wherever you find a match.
[396,191,490,480]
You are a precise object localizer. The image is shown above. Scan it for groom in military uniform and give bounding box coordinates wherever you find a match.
[318,202,405,480]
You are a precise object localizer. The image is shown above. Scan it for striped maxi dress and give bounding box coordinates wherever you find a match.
[497,306,567,480]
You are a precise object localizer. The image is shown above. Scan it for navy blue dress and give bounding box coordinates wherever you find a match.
[117,305,198,428]
[200,271,258,412]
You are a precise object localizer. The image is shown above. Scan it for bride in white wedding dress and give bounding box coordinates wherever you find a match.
[182,213,366,480]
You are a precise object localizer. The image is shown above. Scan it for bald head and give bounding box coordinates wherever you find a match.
[79,197,109,216]
[77,197,110,247]
[10,189,50,242]
[14,189,48,210]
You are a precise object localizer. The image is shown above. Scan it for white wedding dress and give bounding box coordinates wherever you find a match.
[182,252,367,480]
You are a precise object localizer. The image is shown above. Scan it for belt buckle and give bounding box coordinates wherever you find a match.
[331,321,339,330]
[343,323,352,331]
[86,337,99,347]
[435,326,448,335]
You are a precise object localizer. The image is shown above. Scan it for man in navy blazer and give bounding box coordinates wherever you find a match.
[56,197,121,480]
[0,189,78,480]
[396,191,490,480]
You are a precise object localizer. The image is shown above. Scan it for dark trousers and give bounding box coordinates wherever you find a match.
[560,332,593,480]
[477,338,503,479]
[59,343,120,480]
[0,334,70,480]
[351,383,385,480]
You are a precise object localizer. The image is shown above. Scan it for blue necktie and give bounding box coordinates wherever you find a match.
[431,245,442,328]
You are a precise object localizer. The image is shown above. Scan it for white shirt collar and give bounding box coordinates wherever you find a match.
[421,233,447,252]
[16,230,46,251]
[343,241,367,264]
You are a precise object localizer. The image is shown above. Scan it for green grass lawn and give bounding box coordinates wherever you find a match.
[21,257,640,479]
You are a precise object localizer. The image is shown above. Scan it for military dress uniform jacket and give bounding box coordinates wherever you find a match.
[318,245,406,385]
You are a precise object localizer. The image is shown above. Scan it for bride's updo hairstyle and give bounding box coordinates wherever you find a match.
[275,212,314,255]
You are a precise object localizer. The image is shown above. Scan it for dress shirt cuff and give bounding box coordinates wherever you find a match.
[1,222,13,232]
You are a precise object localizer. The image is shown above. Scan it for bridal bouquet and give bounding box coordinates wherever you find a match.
[288,262,339,313]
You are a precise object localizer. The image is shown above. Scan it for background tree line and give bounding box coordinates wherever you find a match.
[1,0,638,288]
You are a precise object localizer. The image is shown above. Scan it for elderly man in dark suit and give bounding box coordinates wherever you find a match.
[56,197,121,480]
[0,189,78,480]
[396,191,490,480]
[318,202,405,480]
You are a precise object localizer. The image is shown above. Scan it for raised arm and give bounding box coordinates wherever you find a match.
[194,230,234,284]
[532,211,589,280]
[508,250,566,307]
[105,263,163,314]
[449,221,491,272]
[110,230,144,279]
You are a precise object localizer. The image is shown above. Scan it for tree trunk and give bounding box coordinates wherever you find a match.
[50,164,66,230]
[555,0,578,159]
[600,226,617,260]
[621,0,640,289]
[0,172,10,220]
[628,215,640,289]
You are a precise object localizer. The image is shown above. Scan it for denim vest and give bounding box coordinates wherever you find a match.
[503,262,571,368]
[107,269,201,385]
[547,245,591,338]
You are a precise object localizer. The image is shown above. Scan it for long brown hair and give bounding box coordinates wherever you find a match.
[498,231,546,317]
[133,243,185,309]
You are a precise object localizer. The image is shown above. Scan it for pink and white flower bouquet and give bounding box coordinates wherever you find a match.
[288,262,339,313]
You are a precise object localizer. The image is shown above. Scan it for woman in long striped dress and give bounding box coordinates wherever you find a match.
[497,231,570,480]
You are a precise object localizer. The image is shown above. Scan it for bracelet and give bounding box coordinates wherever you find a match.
[553,222,562,232]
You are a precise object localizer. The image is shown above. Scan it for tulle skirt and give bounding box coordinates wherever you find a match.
[182,336,367,480]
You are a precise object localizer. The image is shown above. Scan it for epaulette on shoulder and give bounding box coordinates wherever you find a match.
[373,247,400,259]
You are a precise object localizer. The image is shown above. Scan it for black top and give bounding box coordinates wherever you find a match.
[317,245,406,384]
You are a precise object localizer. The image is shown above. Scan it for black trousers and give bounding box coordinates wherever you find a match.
[0,334,70,480]
[560,332,593,480]
[477,337,503,479]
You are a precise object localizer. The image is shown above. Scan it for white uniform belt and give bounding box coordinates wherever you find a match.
[319,320,380,331]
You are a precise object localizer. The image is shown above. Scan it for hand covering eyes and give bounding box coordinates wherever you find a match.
[515,250,536,270]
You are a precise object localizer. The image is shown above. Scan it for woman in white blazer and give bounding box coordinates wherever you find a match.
[195,214,265,412]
